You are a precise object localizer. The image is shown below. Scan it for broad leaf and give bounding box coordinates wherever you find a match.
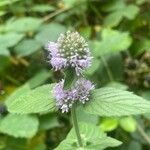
[84,87,150,116]
[0,32,24,48]
[0,114,39,138]
[56,123,122,150]
[0,46,10,56]
[35,23,66,45]
[5,17,42,32]
[6,84,55,114]
[90,29,132,57]
[119,116,137,132]
[14,39,42,57]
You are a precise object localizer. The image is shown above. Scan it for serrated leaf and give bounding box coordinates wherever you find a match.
[119,116,137,132]
[56,123,122,150]
[14,39,42,57]
[90,29,132,57]
[0,114,39,138]
[0,32,24,48]
[5,17,42,32]
[84,87,150,116]
[6,84,31,105]
[6,84,55,114]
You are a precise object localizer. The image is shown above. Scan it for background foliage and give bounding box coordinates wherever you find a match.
[0,0,150,150]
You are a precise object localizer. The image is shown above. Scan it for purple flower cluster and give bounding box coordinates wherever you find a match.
[54,78,95,113]
[46,31,95,113]
[46,31,92,76]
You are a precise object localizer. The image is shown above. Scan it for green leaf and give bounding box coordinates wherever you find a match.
[35,23,66,45]
[123,5,139,20]
[5,17,42,33]
[0,32,24,48]
[0,46,10,56]
[6,84,55,114]
[31,4,55,13]
[119,116,137,132]
[84,87,150,116]
[0,0,20,7]
[0,114,39,138]
[85,58,100,75]
[132,38,150,55]
[27,69,51,88]
[90,29,132,57]
[56,123,122,150]
[14,39,42,57]
[106,82,128,90]
[100,118,119,132]
[104,1,139,27]
[6,84,31,105]
[39,114,59,131]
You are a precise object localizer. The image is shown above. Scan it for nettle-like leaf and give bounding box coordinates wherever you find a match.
[55,123,122,150]
[6,84,55,114]
[0,114,39,138]
[90,29,132,57]
[84,87,150,116]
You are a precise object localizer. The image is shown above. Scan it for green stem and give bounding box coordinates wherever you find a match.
[100,56,114,82]
[71,104,83,147]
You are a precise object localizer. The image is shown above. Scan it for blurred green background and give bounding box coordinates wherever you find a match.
[0,0,150,150]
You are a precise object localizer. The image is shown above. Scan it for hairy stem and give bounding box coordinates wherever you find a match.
[71,104,83,147]
[100,56,114,81]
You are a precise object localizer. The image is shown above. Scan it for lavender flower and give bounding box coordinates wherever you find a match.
[74,78,95,104]
[46,31,92,75]
[53,78,94,113]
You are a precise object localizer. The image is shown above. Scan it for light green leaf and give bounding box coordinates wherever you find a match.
[106,82,128,90]
[31,4,55,12]
[0,114,39,138]
[100,118,119,132]
[0,32,24,48]
[0,0,20,7]
[90,29,132,57]
[56,123,122,150]
[5,17,42,32]
[85,58,100,75]
[35,23,66,45]
[123,5,139,20]
[84,87,150,116]
[119,116,137,132]
[0,46,10,56]
[104,1,139,27]
[104,11,123,27]
[27,69,51,88]
[6,84,31,105]
[6,84,55,114]
[14,39,42,57]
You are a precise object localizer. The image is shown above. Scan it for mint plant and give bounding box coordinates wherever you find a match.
[4,31,150,150]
